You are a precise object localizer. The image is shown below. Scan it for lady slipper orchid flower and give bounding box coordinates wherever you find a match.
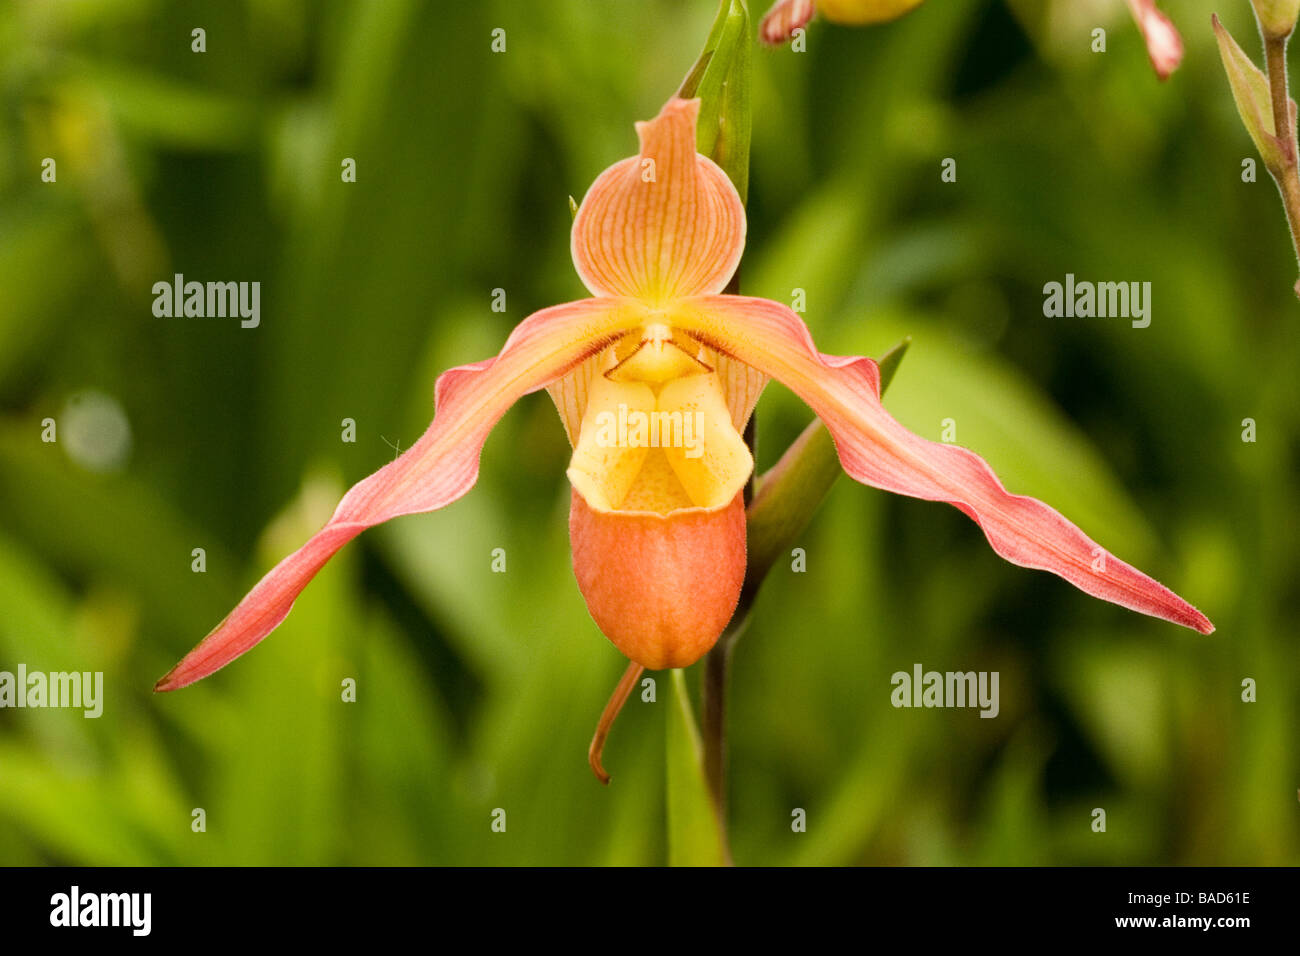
[155,95,1211,696]
[760,0,924,45]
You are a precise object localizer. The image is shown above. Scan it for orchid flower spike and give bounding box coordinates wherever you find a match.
[156,96,1211,693]
[760,0,924,45]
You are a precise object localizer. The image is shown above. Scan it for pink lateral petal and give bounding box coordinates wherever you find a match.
[674,295,1214,634]
[156,297,644,691]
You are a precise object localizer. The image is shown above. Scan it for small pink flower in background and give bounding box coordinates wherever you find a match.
[1127,0,1184,80]
[760,0,816,44]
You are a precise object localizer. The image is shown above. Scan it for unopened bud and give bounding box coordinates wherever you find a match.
[1252,0,1300,39]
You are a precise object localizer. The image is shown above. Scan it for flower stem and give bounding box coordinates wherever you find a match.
[701,607,753,824]
[700,635,731,817]
[699,267,749,848]
[1263,30,1300,294]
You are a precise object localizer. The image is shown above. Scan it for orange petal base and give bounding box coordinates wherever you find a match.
[568,489,747,670]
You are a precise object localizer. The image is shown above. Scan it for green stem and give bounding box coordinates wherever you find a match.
[1263,31,1300,293]
[700,633,733,820]
[1265,32,1294,164]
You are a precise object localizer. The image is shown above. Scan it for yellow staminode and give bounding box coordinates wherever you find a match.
[567,333,753,515]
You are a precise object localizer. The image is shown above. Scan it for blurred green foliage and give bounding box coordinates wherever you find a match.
[0,0,1296,865]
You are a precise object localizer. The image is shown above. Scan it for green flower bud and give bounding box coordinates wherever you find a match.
[1252,0,1300,38]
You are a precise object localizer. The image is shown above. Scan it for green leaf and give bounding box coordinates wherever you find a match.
[666,670,727,866]
[61,60,258,149]
[1212,13,1286,170]
[677,0,735,100]
[876,334,911,392]
[681,0,752,201]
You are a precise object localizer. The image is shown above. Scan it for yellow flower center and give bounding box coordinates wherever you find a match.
[566,326,754,516]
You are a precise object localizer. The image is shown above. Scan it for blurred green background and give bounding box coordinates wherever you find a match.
[0,0,1296,865]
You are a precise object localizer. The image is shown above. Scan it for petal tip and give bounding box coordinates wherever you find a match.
[153,668,184,693]
[634,97,701,151]
[153,657,204,693]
